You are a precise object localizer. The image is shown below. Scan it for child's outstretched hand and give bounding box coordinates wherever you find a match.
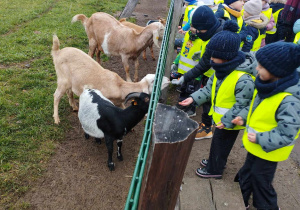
[231,116,244,125]
[216,121,225,129]
[178,97,194,106]
[248,133,256,143]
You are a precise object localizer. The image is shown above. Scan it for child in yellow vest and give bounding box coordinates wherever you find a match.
[293,19,300,44]
[179,21,255,178]
[232,42,300,209]
[240,0,268,52]
[215,0,246,33]
[260,0,275,47]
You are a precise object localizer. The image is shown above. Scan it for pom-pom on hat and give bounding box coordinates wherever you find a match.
[205,20,241,60]
[244,0,262,16]
[256,42,300,78]
[224,0,239,5]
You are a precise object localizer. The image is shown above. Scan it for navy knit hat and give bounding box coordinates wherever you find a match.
[191,6,218,31]
[191,6,221,41]
[206,20,241,60]
[224,0,239,5]
[256,42,300,78]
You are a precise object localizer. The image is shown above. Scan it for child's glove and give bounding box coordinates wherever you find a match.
[171,76,184,85]
[192,51,201,61]
[171,64,178,72]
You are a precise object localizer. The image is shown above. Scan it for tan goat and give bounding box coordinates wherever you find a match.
[71,12,165,82]
[119,18,166,61]
[51,35,169,124]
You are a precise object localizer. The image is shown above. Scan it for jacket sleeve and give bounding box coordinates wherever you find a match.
[183,50,212,82]
[190,74,214,106]
[266,13,275,31]
[238,22,247,41]
[256,96,300,152]
[241,26,259,53]
[221,74,255,128]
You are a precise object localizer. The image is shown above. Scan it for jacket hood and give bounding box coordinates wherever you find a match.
[270,0,286,4]
[245,13,269,29]
[236,52,258,76]
[285,68,300,100]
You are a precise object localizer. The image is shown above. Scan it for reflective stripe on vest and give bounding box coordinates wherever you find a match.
[208,71,254,130]
[182,5,197,27]
[243,90,299,162]
[223,9,244,33]
[178,32,202,74]
[293,32,300,44]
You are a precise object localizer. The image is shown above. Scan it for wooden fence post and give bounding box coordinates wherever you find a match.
[164,0,184,78]
[138,103,198,210]
[119,0,140,18]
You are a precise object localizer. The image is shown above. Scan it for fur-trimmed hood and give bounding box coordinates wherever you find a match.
[270,0,286,4]
[244,13,269,29]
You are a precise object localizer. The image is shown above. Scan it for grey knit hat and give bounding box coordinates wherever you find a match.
[244,0,262,16]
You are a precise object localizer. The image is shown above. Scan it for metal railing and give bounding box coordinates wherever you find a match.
[124,0,175,209]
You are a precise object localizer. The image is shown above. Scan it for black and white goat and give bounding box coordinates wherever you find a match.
[78,88,150,171]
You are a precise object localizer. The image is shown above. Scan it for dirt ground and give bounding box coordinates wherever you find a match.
[15,0,300,209]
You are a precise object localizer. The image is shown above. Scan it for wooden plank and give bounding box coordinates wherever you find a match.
[138,104,198,210]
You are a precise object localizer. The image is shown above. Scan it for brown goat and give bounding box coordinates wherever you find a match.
[119,18,166,61]
[71,12,165,82]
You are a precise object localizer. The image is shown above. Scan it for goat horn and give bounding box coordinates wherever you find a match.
[124,92,141,104]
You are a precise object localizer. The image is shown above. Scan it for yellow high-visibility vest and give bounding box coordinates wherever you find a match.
[268,8,283,35]
[214,0,224,5]
[223,9,244,33]
[178,32,202,74]
[200,40,215,77]
[240,26,263,52]
[208,70,254,130]
[293,32,300,44]
[243,90,299,162]
[262,8,274,35]
[182,5,197,28]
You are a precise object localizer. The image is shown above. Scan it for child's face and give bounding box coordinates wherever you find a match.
[243,11,250,19]
[256,63,278,82]
[190,26,207,34]
[230,0,244,12]
[211,57,228,64]
[262,0,267,6]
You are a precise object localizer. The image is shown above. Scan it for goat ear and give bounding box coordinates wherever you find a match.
[144,97,150,103]
[153,30,160,48]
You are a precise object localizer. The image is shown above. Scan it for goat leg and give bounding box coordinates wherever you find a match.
[150,44,155,61]
[134,59,139,82]
[105,135,115,171]
[66,89,78,111]
[116,139,123,161]
[142,50,147,61]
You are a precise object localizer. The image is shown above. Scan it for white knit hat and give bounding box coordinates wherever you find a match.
[197,0,214,6]
[244,0,262,16]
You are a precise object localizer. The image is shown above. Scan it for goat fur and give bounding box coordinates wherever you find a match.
[71,12,165,82]
[51,35,169,124]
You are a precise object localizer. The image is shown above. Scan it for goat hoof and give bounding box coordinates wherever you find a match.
[95,138,102,144]
[84,133,90,139]
[117,154,123,161]
[108,162,115,171]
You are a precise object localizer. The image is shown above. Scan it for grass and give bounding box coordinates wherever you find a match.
[0,0,127,208]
